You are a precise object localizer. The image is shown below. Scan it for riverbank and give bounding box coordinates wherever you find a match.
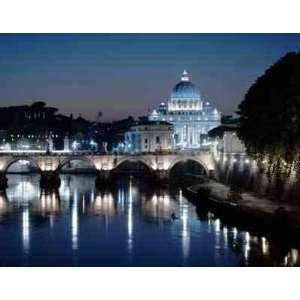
[182,180,300,236]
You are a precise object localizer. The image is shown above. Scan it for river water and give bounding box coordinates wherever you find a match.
[0,174,299,267]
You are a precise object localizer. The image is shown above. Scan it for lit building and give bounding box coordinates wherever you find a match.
[208,123,246,155]
[223,131,246,154]
[149,70,221,149]
[124,121,174,154]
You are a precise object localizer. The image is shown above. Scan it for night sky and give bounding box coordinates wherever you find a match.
[0,34,299,121]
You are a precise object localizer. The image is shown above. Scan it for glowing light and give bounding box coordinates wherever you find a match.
[0,149,46,153]
[82,195,85,213]
[0,194,7,214]
[291,248,298,265]
[179,189,183,204]
[163,195,170,205]
[72,193,79,250]
[262,237,268,255]
[223,226,228,246]
[128,179,133,253]
[181,203,190,259]
[284,256,288,266]
[244,232,251,262]
[245,231,250,242]
[152,195,158,206]
[232,227,238,241]
[214,219,221,232]
[90,191,94,203]
[245,159,250,164]
[22,208,30,253]
[19,160,30,165]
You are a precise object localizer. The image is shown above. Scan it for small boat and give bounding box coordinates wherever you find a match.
[171,212,178,220]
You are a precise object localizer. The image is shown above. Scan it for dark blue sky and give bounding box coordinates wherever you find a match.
[0,34,299,121]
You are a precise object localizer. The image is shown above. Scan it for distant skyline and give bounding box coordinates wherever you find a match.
[0,33,299,121]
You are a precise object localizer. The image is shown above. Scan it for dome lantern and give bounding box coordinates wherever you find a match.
[181,70,190,82]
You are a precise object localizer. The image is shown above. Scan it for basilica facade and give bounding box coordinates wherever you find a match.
[149,70,221,149]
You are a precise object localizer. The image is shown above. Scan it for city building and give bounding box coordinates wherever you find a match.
[208,123,246,155]
[149,70,221,149]
[123,121,174,154]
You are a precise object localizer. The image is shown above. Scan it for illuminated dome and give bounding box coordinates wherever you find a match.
[170,70,201,102]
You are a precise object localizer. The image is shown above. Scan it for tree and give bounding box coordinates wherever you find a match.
[237,52,300,195]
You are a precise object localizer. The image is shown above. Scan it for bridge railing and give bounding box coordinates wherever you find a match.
[0,148,212,157]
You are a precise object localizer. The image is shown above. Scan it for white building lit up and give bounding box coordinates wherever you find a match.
[124,121,174,154]
[149,70,221,149]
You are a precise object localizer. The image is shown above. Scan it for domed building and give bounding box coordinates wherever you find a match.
[149,70,221,149]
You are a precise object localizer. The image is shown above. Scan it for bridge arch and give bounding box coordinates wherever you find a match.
[114,156,154,171]
[110,156,156,180]
[4,157,41,174]
[57,156,97,172]
[167,157,210,177]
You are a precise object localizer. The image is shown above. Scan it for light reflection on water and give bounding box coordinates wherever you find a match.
[0,174,299,266]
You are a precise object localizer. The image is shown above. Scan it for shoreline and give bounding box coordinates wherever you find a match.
[182,180,300,240]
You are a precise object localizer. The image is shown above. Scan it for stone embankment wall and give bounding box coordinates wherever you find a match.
[215,154,300,203]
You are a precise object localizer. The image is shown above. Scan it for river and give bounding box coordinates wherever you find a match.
[0,174,298,266]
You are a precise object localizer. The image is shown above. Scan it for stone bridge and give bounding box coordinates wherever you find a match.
[0,150,215,189]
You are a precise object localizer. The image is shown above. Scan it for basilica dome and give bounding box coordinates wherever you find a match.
[170,70,201,102]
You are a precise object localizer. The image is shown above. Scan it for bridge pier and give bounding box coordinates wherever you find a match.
[40,171,61,189]
[153,169,169,185]
[208,170,216,180]
[95,170,112,188]
[0,172,8,190]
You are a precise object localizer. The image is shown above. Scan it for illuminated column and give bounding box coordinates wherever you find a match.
[187,126,190,148]
[187,126,193,148]
[181,126,184,145]
[190,126,193,146]
[192,126,196,146]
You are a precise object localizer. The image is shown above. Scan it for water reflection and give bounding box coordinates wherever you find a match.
[37,191,60,215]
[0,174,299,266]
[92,193,115,216]
[22,207,30,253]
[0,191,8,217]
[127,179,133,254]
[72,191,79,250]
[142,191,175,223]
[179,189,190,260]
